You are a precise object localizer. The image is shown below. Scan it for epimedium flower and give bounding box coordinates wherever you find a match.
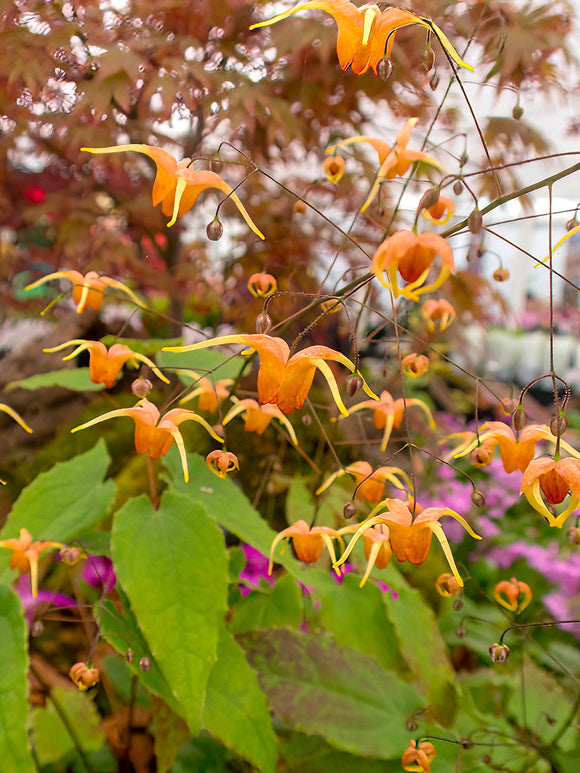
[0,529,63,598]
[223,397,298,446]
[177,371,234,412]
[250,1,473,76]
[347,390,435,452]
[520,456,580,527]
[401,353,429,378]
[435,572,462,598]
[71,397,224,483]
[268,520,344,574]
[371,230,455,301]
[248,272,278,299]
[494,576,532,613]
[334,498,481,586]
[401,740,436,773]
[81,144,265,238]
[206,450,239,479]
[43,340,170,389]
[420,298,455,332]
[69,662,100,692]
[323,155,346,184]
[316,460,413,503]
[340,522,392,587]
[163,333,377,416]
[25,270,144,313]
[420,193,455,225]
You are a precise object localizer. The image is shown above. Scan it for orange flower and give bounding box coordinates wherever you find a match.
[334,498,480,586]
[401,739,436,772]
[401,353,429,378]
[371,230,455,301]
[206,450,239,479]
[348,390,435,452]
[420,299,455,332]
[268,520,344,573]
[163,334,377,416]
[0,528,62,597]
[323,155,345,183]
[316,460,413,503]
[248,273,277,299]
[250,1,472,76]
[520,456,580,527]
[71,397,224,483]
[420,194,455,225]
[339,523,392,586]
[435,572,462,597]
[178,372,234,412]
[494,577,532,613]
[223,398,298,445]
[43,340,170,389]
[69,663,100,692]
[25,270,144,313]
[81,144,264,238]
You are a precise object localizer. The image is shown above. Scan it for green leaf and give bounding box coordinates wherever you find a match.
[231,573,303,633]
[6,368,106,392]
[285,476,314,525]
[203,628,277,773]
[239,627,424,759]
[0,585,35,773]
[111,491,228,734]
[157,348,244,382]
[382,569,458,725]
[279,733,400,773]
[32,685,105,766]
[151,698,191,773]
[171,735,234,773]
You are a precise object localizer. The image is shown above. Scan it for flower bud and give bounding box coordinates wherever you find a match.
[550,414,567,437]
[493,268,509,282]
[453,180,464,195]
[139,657,151,672]
[459,151,468,168]
[343,501,357,519]
[423,47,435,71]
[132,378,153,397]
[512,408,526,431]
[323,155,345,184]
[210,157,223,173]
[489,642,510,663]
[429,71,440,90]
[293,199,307,215]
[60,546,86,566]
[302,414,312,427]
[69,662,100,691]
[512,103,524,120]
[453,598,464,611]
[346,375,363,397]
[206,218,223,241]
[468,208,483,234]
[254,312,272,334]
[31,620,44,637]
[126,648,134,663]
[566,218,579,231]
[435,572,461,597]
[471,489,486,508]
[377,57,393,80]
[417,187,441,213]
[567,527,580,545]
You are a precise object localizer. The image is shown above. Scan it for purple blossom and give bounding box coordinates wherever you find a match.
[239,545,274,596]
[15,576,76,628]
[82,555,117,593]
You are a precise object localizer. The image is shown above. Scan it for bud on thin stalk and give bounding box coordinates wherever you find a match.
[453,180,464,195]
[566,218,579,231]
[512,408,526,431]
[132,378,153,397]
[343,501,357,519]
[489,643,510,663]
[468,208,483,234]
[206,218,223,241]
[417,187,440,213]
[255,312,272,334]
[346,374,363,397]
[377,57,393,80]
[429,71,440,90]
[471,489,486,508]
[550,413,567,437]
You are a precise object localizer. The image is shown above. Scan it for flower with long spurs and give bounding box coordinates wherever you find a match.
[371,230,455,301]
[81,145,264,238]
[268,520,344,574]
[250,1,473,76]
[334,498,481,586]
[177,371,234,412]
[520,456,580,527]
[316,460,413,503]
[71,397,224,482]
[223,397,298,445]
[0,529,63,598]
[163,334,377,416]
[340,522,392,587]
[346,390,435,452]
[43,340,170,389]
[0,403,33,434]
[25,270,144,313]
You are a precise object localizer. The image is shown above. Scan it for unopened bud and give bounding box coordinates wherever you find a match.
[126,649,134,663]
[567,527,580,545]
[429,71,440,90]
[132,378,153,397]
[210,157,223,173]
[423,47,435,71]
[60,546,85,566]
[417,187,441,213]
[550,414,568,437]
[453,598,464,611]
[566,218,579,231]
[343,501,357,519]
[493,268,509,282]
[139,657,151,672]
[512,103,524,120]
[254,312,272,334]
[459,151,468,168]
[377,57,393,80]
[31,620,44,637]
[456,626,467,638]
[453,180,464,195]
[293,199,307,215]
[471,489,486,508]
[346,374,363,397]
[482,755,492,764]
[468,208,483,234]
[489,643,510,663]
[302,414,312,427]
[512,408,526,431]
[207,218,223,241]
[69,662,100,691]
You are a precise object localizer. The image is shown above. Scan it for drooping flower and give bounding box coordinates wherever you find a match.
[81,145,265,238]
[82,555,117,593]
[340,522,392,587]
[420,298,455,332]
[223,398,298,445]
[401,739,436,772]
[520,456,580,527]
[494,576,532,613]
[71,398,224,482]
[206,450,239,479]
[334,498,481,586]
[316,460,413,503]
[250,1,473,76]
[248,273,277,299]
[401,353,429,378]
[420,194,455,225]
[25,270,144,314]
[323,155,345,183]
[0,529,63,598]
[177,371,234,412]
[371,230,455,301]
[163,334,377,416]
[268,520,344,573]
[347,390,435,452]
[69,662,100,691]
[0,403,33,434]
[43,340,170,389]
[435,572,462,597]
